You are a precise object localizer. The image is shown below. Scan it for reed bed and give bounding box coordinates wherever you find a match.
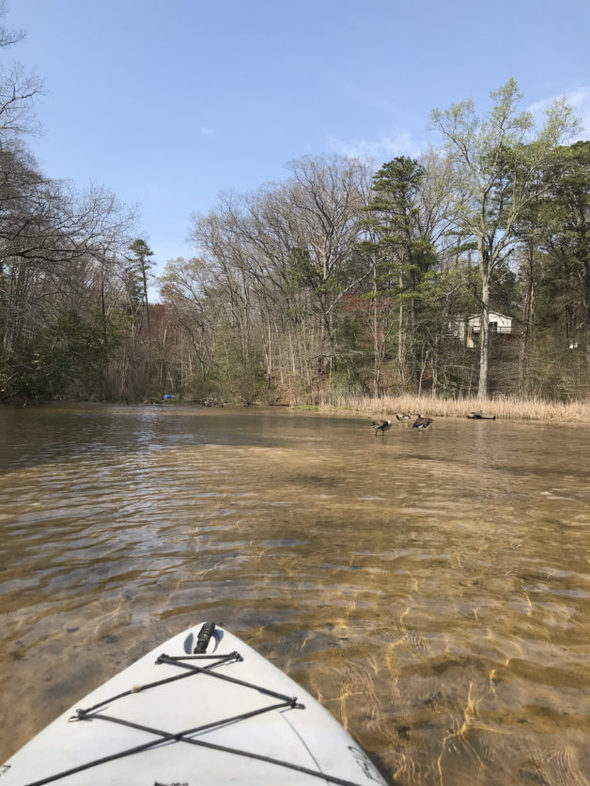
[316,394,590,422]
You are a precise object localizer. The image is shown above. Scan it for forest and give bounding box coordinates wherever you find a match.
[1,11,589,406]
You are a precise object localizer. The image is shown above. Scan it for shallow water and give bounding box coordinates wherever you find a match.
[0,404,589,784]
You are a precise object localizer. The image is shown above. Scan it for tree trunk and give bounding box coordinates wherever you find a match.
[397,270,405,384]
[518,245,535,392]
[371,260,382,397]
[410,295,418,392]
[477,274,490,400]
[584,282,590,384]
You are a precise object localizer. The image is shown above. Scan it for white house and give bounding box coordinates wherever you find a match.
[450,312,513,348]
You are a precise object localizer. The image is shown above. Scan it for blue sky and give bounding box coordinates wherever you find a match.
[6,0,590,282]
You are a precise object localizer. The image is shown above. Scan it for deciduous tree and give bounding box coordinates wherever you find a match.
[430,79,579,398]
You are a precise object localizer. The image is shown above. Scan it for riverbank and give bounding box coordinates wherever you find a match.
[314,394,590,422]
[2,393,589,423]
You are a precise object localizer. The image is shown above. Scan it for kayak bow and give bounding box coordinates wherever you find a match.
[2,622,387,786]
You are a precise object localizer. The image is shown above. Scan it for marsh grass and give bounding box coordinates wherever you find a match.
[316,394,590,422]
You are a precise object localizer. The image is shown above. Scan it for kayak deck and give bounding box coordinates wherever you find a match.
[2,623,387,786]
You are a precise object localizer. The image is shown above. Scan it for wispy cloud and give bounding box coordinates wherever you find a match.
[563,87,590,138]
[328,88,590,164]
[528,87,590,139]
[328,130,425,162]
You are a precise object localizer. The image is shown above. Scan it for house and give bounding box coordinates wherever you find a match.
[450,312,514,348]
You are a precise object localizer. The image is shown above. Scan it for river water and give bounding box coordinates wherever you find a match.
[0,404,589,785]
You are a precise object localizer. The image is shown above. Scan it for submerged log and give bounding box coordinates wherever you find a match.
[467,411,496,420]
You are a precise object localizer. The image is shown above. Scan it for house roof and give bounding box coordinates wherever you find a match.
[467,311,512,320]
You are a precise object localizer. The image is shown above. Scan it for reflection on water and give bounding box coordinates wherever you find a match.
[0,404,589,784]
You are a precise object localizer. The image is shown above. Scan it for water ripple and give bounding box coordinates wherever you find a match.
[1,406,589,785]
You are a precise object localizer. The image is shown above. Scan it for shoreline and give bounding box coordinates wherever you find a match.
[1,395,589,423]
[309,394,590,423]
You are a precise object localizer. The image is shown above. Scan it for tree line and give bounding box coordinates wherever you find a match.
[0,8,588,404]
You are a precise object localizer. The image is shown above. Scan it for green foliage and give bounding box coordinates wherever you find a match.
[364,156,437,289]
[0,310,124,401]
[365,157,423,239]
[128,239,154,271]
[287,247,324,292]
[530,141,590,376]
[126,239,155,316]
[0,347,49,401]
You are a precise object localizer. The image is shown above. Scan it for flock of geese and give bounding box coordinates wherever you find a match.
[371,413,433,434]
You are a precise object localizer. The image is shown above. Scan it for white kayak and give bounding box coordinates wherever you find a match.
[1,622,388,786]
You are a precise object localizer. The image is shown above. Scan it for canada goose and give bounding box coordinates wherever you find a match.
[371,419,392,435]
[413,414,433,429]
[395,413,412,421]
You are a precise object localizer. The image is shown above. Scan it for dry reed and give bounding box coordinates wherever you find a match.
[315,394,590,423]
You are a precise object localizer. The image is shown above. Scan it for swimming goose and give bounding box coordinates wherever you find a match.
[371,419,392,435]
[413,414,433,429]
[395,413,412,421]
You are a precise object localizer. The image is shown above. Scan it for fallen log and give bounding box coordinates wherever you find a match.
[467,411,496,420]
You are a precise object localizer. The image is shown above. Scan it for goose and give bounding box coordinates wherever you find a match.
[413,414,433,429]
[371,419,392,435]
[395,413,412,421]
